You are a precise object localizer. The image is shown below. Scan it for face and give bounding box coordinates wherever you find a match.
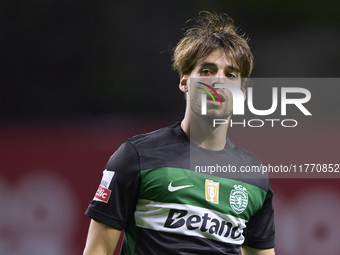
[181,49,244,120]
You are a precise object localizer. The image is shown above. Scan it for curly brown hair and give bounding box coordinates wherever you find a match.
[172,11,254,90]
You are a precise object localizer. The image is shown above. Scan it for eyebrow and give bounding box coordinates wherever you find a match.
[199,62,240,73]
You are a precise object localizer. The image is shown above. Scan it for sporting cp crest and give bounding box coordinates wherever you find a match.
[229,185,248,214]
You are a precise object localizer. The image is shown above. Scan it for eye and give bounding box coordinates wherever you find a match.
[200,69,214,76]
[226,73,237,79]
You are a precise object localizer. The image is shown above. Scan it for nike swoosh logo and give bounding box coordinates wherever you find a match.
[168,182,194,192]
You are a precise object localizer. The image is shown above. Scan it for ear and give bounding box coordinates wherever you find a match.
[179,75,188,92]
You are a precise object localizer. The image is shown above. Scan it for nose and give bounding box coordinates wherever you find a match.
[216,70,225,79]
[211,73,228,87]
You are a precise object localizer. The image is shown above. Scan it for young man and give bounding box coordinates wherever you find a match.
[83,12,275,255]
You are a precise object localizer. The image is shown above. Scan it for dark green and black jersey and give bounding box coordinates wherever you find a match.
[85,122,275,255]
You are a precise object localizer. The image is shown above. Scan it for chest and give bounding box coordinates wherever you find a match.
[139,167,266,221]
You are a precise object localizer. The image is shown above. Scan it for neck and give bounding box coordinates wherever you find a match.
[181,107,230,151]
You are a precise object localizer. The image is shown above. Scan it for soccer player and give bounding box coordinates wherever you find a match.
[83,11,275,255]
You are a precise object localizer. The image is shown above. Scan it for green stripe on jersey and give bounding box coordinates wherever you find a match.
[140,167,267,220]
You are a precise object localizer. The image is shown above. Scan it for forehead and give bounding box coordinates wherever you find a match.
[196,49,238,68]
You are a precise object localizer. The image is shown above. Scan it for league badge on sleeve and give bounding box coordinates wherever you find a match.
[93,169,115,203]
[230,185,248,214]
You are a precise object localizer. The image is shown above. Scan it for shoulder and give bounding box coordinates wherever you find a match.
[127,122,187,155]
[105,122,186,173]
[227,138,271,192]
[227,137,263,166]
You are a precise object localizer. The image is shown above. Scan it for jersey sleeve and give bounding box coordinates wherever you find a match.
[85,140,140,230]
[243,179,275,249]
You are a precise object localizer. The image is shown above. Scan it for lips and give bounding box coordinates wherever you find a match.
[207,94,225,103]
[195,82,225,105]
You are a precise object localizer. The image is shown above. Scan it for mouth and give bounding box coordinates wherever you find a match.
[195,82,225,105]
[207,94,225,105]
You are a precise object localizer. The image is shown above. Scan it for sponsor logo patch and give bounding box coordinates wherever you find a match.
[93,169,115,203]
[134,199,246,244]
[164,209,242,240]
[205,179,219,204]
[95,186,111,203]
[230,185,248,214]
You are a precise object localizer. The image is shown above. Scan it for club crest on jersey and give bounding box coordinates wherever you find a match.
[205,179,219,204]
[230,185,248,214]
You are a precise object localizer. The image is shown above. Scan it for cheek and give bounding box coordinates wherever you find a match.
[230,79,242,88]
[189,89,199,101]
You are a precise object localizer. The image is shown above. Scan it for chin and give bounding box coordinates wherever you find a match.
[202,111,232,122]
[207,108,232,119]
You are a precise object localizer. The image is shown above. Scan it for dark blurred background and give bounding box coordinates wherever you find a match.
[1,0,339,122]
[1,1,340,255]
